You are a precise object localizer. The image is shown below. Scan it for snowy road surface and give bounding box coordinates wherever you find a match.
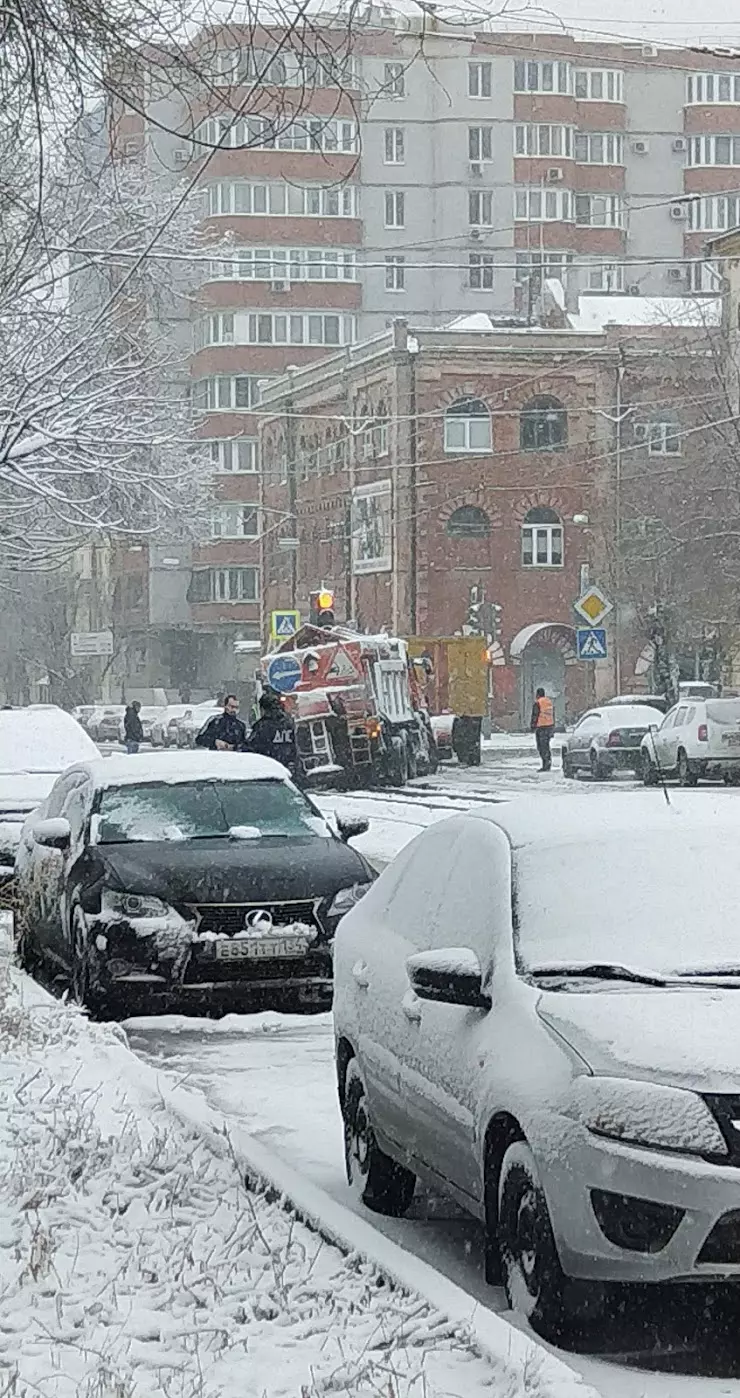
[125,749,740,1398]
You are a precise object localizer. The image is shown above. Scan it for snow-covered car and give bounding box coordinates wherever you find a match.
[174,702,222,748]
[334,794,740,1342]
[640,696,740,786]
[561,703,660,779]
[0,707,99,882]
[605,693,667,715]
[15,751,373,1017]
[116,706,163,744]
[149,704,191,747]
[71,705,96,730]
[87,706,126,743]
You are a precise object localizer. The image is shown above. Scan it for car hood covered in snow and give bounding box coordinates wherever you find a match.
[539,988,740,1093]
[94,835,371,906]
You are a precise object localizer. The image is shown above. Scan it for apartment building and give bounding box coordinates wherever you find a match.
[97,17,740,693]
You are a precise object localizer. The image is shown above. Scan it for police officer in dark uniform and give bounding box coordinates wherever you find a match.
[246,688,299,778]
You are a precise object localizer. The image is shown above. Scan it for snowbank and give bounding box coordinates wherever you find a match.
[0,951,600,1398]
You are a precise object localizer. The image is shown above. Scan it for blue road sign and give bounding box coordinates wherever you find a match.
[576,627,608,660]
[266,654,302,694]
[271,609,300,641]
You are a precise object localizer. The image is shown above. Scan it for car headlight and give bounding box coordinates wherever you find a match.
[565,1076,727,1157]
[101,890,171,919]
[327,882,373,918]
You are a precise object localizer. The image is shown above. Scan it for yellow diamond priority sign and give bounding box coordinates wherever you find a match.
[574,585,613,627]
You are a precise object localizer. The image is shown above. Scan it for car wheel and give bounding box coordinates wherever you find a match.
[343,1061,416,1217]
[641,751,659,786]
[590,750,610,782]
[678,749,698,787]
[497,1141,575,1343]
[69,907,110,1020]
[562,749,576,778]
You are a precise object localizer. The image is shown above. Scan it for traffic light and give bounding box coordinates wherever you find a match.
[466,589,503,639]
[310,587,336,628]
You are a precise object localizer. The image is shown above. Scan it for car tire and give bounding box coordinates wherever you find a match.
[14,904,39,975]
[69,906,110,1020]
[678,749,698,788]
[641,751,659,786]
[590,750,610,782]
[497,1141,574,1343]
[562,749,576,778]
[343,1061,416,1217]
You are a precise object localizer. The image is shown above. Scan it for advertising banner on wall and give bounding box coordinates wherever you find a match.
[351,479,392,575]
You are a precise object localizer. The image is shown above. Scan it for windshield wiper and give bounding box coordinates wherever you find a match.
[529,961,668,987]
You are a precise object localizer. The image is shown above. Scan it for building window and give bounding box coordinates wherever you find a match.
[468,189,493,225]
[648,420,681,455]
[208,247,357,283]
[469,252,494,288]
[521,507,564,567]
[688,135,740,166]
[520,395,567,451]
[190,567,259,603]
[194,376,267,411]
[469,126,493,161]
[206,181,357,217]
[516,251,574,291]
[444,397,492,453]
[207,439,258,472]
[384,190,405,227]
[385,255,405,290]
[585,260,625,292]
[687,194,740,231]
[686,258,722,292]
[575,193,624,227]
[468,62,492,98]
[384,62,405,98]
[210,505,260,539]
[515,187,572,222]
[514,124,573,157]
[574,132,623,164]
[384,127,405,163]
[198,311,355,348]
[513,60,571,94]
[574,68,624,102]
[446,505,491,538]
[195,312,234,348]
[198,114,358,154]
[687,72,740,105]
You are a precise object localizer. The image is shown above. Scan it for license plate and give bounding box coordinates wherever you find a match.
[215,937,309,961]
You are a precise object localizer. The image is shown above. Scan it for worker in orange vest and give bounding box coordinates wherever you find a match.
[530,687,555,772]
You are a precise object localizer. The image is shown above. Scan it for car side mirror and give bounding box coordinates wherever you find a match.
[406,948,491,1010]
[336,816,369,842]
[33,817,71,851]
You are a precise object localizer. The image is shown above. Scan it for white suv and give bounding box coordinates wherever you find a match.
[640,697,740,786]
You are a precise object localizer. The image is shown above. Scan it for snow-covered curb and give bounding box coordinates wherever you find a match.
[1,956,601,1398]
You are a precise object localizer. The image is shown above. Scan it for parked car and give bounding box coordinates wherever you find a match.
[0,707,98,884]
[87,706,126,743]
[640,696,740,786]
[605,694,668,715]
[116,705,164,744]
[14,751,374,1016]
[561,703,659,779]
[150,705,191,748]
[174,702,222,748]
[334,795,740,1342]
[71,706,96,730]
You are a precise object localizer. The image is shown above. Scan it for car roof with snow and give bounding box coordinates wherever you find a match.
[583,704,661,724]
[0,706,99,773]
[61,752,289,788]
[464,792,740,851]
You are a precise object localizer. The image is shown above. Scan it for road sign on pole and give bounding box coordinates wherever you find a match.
[574,585,613,627]
[71,630,114,658]
[576,628,608,660]
[266,654,302,694]
[270,609,300,641]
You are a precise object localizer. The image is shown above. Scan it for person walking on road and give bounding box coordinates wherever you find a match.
[124,701,144,754]
[246,689,299,778]
[195,694,247,752]
[530,687,555,772]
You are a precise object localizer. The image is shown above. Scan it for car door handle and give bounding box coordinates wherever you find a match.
[352,960,370,989]
[402,989,422,1024]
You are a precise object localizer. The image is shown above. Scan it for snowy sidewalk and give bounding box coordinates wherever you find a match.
[0,950,599,1398]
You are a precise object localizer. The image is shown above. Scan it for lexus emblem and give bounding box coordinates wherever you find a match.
[245,908,273,933]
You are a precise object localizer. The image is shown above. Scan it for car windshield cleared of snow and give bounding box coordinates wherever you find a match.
[514,830,740,978]
[94,779,330,843]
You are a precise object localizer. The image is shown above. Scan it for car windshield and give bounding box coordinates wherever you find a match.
[94,778,330,843]
[514,830,740,978]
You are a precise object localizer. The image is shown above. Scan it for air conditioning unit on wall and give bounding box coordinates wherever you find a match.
[670,203,687,220]
[667,266,685,282]
[632,139,649,155]
[673,137,687,153]
[546,166,564,183]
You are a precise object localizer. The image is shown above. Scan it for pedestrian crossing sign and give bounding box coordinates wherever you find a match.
[271,609,300,641]
[576,627,608,660]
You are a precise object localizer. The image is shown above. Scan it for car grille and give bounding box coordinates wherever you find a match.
[183,950,332,986]
[703,1095,740,1165]
[188,899,324,939]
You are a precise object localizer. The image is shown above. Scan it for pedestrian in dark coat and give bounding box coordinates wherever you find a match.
[195,695,247,751]
[246,690,298,777]
[124,701,143,754]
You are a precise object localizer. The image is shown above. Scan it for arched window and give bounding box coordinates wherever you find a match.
[444,397,491,453]
[446,505,491,538]
[521,506,563,567]
[520,395,567,451]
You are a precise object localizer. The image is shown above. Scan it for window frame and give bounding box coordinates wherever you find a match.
[384,255,406,291]
[468,61,492,98]
[521,517,564,568]
[384,126,405,164]
[209,504,260,540]
[520,397,568,452]
[573,68,624,102]
[443,399,492,454]
[207,438,259,473]
[648,421,681,456]
[469,252,494,289]
[468,189,494,226]
[384,61,405,99]
[384,189,406,228]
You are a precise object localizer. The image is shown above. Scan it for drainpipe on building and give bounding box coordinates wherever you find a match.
[408,334,419,635]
